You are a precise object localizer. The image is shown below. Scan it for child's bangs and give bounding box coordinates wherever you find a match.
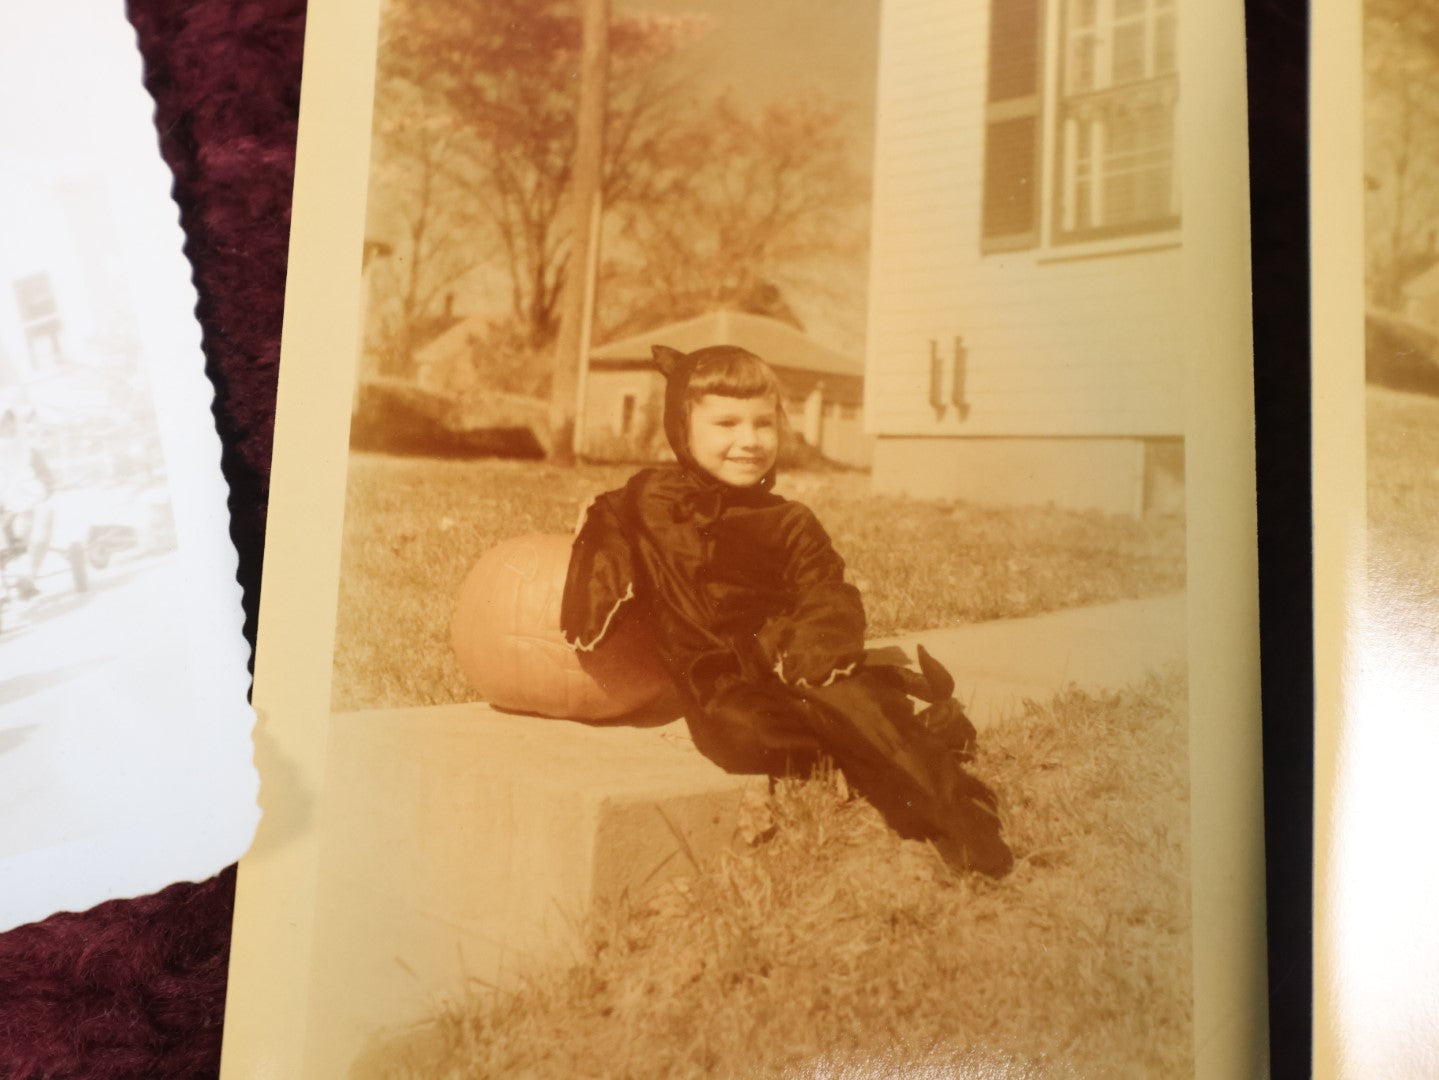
[687,349,781,401]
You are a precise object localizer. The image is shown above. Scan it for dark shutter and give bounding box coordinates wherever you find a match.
[981,0,1043,251]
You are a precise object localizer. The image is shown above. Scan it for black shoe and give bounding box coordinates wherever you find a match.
[875,644,958,704]
[934,770,1013,879]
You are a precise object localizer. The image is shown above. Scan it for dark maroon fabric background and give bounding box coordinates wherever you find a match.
[0,3,304,1076]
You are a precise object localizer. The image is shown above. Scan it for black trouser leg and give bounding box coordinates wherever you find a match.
[689,673,1012,877]
[685,679,826,777]
[787,675,1012,878]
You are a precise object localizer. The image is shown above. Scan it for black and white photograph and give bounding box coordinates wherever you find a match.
[1313,0,1439,1074]
[0,2,258,931]
[222,0,1264,1075]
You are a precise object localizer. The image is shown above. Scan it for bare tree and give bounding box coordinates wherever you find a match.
[599,93,871,342]
[367,79,487,378]
[370,0,873,438]
[378,0,704,352]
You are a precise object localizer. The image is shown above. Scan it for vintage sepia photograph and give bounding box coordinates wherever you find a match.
[0,2,257,930]
[1314,0,1439,1073]
[223,0,1263,1075]
[1362,0,1439,647]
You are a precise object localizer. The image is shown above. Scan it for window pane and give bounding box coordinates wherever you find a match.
[1101,101,1174,226]
[988,0,1040,101]
[1075,120,1094,229]
[1069,32,1097,93]
[1155,14,1177,74]
[1112,23,1147,84]
[1054,0,1179,240]
[983,116,1038,237]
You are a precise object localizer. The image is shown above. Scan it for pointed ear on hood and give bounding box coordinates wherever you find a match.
[651,345,685,379]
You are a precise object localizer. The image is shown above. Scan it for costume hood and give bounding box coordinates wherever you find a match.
[650,343,778,492]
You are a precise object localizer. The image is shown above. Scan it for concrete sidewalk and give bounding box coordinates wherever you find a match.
[878,590,1187,728]
[306,591,1188,1075]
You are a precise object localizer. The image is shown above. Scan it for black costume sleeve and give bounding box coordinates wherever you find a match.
[560,492,636,651]
[757,507,867,687]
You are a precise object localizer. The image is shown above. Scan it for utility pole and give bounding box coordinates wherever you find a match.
[548,0,609,463]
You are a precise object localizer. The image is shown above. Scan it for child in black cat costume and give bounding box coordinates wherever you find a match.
[561,345,1012,876]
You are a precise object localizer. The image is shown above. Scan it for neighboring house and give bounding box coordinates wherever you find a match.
[583,310,873,468]
[358,235,471,387]
[410,313,480,396]
[396,297,467,388]
[866,0,1183,515]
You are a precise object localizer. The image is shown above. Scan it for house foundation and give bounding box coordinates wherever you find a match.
[870,436,1185,517]
[300,706,764,1074]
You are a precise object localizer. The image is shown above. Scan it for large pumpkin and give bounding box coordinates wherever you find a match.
[451,533,671,719]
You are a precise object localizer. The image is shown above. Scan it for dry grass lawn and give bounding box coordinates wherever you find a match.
[330,454,1185,712]
[332,452,1192,1076]
[358,673,1192,1079]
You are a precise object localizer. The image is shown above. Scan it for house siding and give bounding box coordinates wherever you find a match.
[865,0,1184,442]
[582,369,665,457]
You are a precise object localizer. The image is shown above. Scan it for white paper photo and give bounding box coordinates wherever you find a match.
[0,1,259,930]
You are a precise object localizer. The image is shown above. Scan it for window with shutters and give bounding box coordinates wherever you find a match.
[981,0,1043,251]
[981,0,1180,252]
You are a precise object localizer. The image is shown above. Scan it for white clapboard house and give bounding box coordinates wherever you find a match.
[866,0,1183,515]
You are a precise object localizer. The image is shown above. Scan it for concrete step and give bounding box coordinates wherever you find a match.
[301,704,762,1075]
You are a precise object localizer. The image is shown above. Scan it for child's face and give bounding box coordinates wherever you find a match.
[687,393,779,487]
